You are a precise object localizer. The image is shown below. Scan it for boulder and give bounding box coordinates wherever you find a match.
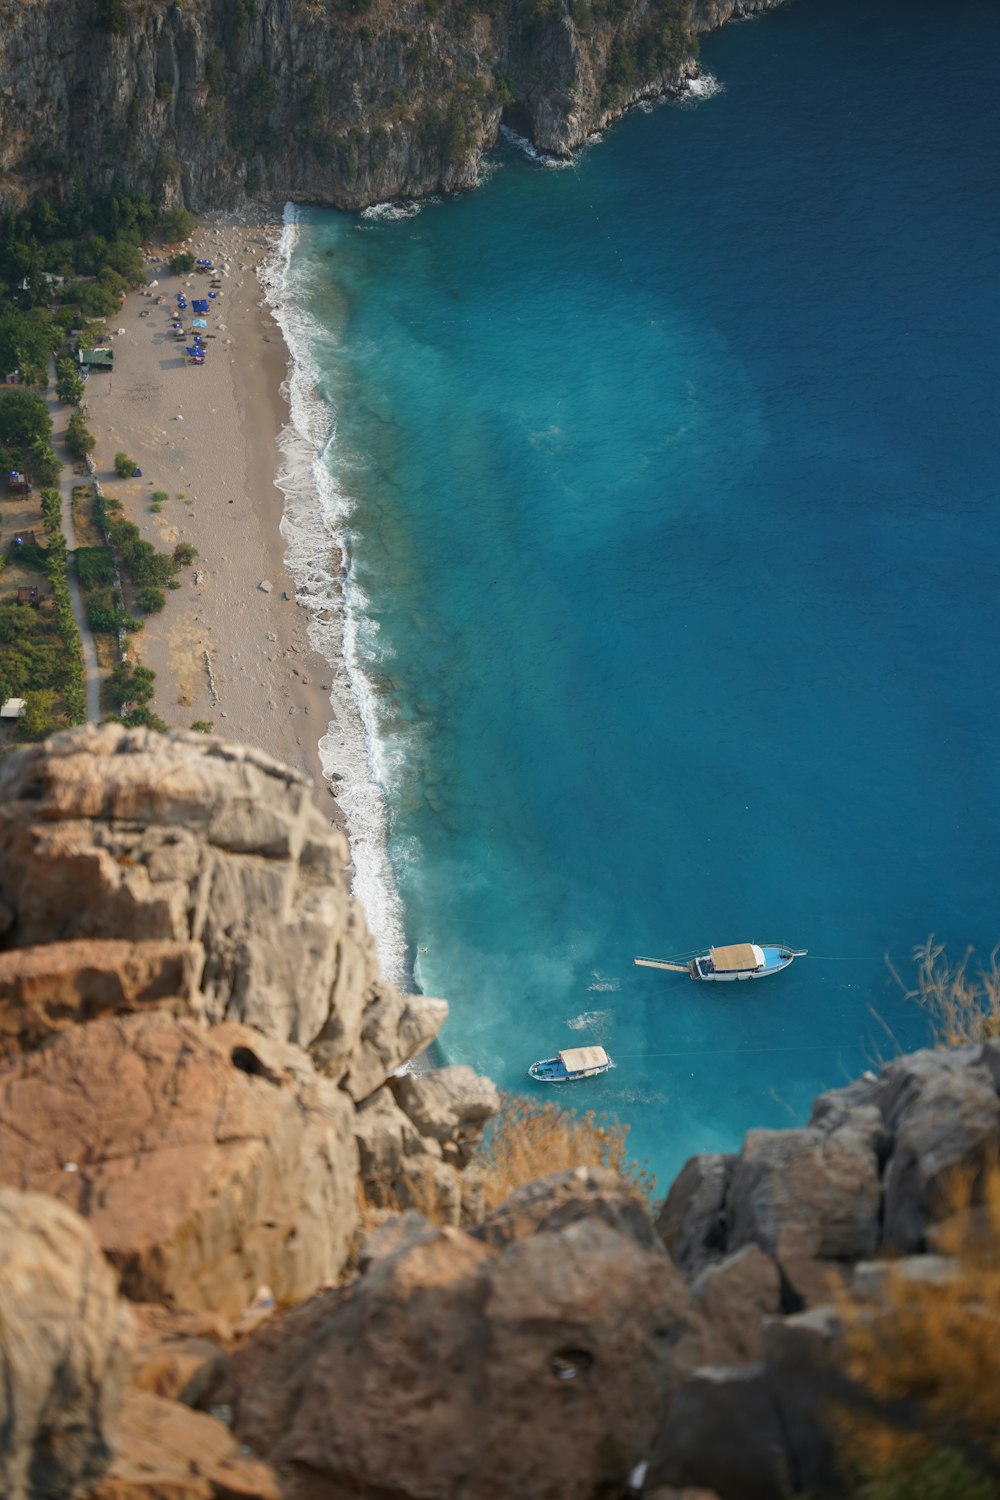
[0,1189,135,1500]
[129,1305,230,1408]
[476,1164,663,1252]
[341,988,449,1102]
[87,1391,279,1500]
[394,1063,500,1147]
[880,1061,1000,1252]
[691,1244,781,1364]
[233,1215,698,1500]
[652,1363,786,1500]
[0,1012,358,1319]
[656,1153,734,1272]
[0,937,205,1058]
[727,1110,881,1262]
[0,726,393,1071]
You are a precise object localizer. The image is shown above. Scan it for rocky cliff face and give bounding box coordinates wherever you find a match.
[3,726,995,1500]
[0,0,787,212]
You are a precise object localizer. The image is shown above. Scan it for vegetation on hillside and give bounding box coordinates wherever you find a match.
[837,1164,1000,1500]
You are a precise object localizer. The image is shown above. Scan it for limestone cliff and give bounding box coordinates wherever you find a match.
[0,0,787,213]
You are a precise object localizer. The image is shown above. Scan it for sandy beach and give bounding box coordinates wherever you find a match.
[80,209,342,816]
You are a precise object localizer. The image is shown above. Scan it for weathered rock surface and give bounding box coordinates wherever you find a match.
[878,1048,1000,1251]
[726,1111,882,1262]
[691,1244,781,1365]
[393,1063,500,1148]
[0,1011,359,1319]
[0,0,790,215]
[128,1305,230,1408]
[475,1163,663,1252]
[231,1203,700,1500]
[87,1391,280,1500]
[657,1152,734,1273]
[0,937,205,1058]
[0,727,442,1083]
[0,1189,135,1500]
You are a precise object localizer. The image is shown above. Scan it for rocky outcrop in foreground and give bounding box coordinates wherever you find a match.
[0,728,997,1499]
[0,0,789,213]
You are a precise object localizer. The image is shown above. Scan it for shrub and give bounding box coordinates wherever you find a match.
[75,546,116,590]
[836,1164,1000,1494]
[470,1093,654,1212]
[172,541,197,567]
[20,689,59,740]
[135,585,166,613]
[893,937,1000,1046]
[109,658,156,708]
[190,720,214,733]
[151,490,169,502]
[169,252,195,275]
[114,452,139,478]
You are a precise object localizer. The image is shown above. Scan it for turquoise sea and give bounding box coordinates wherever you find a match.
[268,0,1000,1189]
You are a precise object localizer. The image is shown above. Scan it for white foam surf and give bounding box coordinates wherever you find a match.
[679,71,725,106]
[360,200,423,222]
[498,124,575,170]
[260,204,409,987]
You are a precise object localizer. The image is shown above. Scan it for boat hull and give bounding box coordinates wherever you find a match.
[528,1056,614,1083]
[692,945,803,981]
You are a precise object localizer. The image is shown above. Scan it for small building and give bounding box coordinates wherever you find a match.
[78,347,114,370]
[0,698,26,720]
[16,586,40,608]
[12,530,37,547]
[7,471,29,494]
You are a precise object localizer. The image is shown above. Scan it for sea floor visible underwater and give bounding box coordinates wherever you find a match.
[267,0,1000,1190]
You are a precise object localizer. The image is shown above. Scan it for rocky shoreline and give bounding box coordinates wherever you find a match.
[1,726,998,1498]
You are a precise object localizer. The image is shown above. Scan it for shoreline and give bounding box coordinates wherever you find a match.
[80,208,344,821]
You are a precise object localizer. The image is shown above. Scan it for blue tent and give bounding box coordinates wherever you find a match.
[185,346,206,358]
[192,299,209,314]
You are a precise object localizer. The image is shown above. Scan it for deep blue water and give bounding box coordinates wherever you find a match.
[276,0,1000,1190]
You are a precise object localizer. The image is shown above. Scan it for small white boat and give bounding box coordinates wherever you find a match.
[634,942,807,982]
[528,1044,614,1083]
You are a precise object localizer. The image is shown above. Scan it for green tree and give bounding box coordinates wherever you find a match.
[67,410,95,458]
[0,388,52,448]
[55,358,85,406]
[158,207,196,242]
[169,251,196,275]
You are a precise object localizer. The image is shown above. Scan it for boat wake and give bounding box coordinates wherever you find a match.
[566,1007,613,1032]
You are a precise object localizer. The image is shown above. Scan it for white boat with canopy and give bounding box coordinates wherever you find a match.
[528,1044,614,1083]
[634,943,807,982]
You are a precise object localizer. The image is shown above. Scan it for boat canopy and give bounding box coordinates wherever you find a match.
[710,943,765,972]
[559,1045,609,1072]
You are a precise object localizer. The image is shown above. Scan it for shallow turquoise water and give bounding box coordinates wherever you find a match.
[277,0,1000,1189]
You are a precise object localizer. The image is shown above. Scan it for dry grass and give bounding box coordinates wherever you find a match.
[891,936,1000,1047]
[471,1091,655,1213]
[836,1162,1000,1491]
